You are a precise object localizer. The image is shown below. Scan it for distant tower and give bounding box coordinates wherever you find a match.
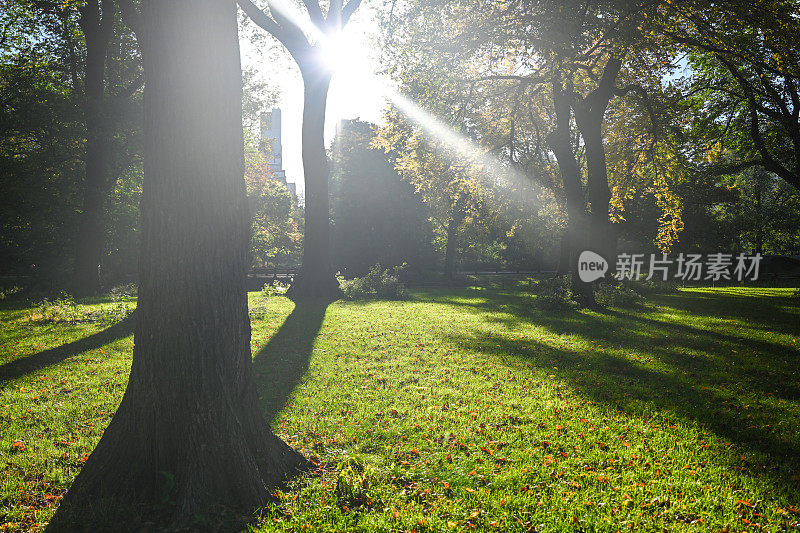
[260,109,286,180]
[260,109,297,197]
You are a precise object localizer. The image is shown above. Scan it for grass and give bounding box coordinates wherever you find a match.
[1,286,799,531]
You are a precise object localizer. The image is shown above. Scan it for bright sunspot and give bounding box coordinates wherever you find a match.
[318,26,386,123]
[318,30,368,79]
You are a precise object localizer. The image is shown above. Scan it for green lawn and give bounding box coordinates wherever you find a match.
[1,287,799,531]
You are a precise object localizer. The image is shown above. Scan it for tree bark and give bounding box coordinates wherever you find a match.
[72,0,115,296]
[286,70,341,299]
[573,56,622,267]
[443,215,460,280]
[556,230,570,275]
[577,115,616,262]
[53,1,306,527]
[549,74,595,306]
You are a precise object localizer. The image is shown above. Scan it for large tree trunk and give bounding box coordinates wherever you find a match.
[286,71,341,299]
[72,0,115,296]
[52,1,306,528]
[579,116,617,263]
[573,55,623,269]
[549,75,595,306]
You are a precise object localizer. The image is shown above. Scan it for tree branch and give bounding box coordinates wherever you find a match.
[237,0,308,57]
[118,0,144,37]
[301,0,325,28]
[341,0,362,26]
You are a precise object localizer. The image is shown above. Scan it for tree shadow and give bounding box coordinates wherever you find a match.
[434,289,800,401]
[440,289,800,494]
[252,300,330,424]
[0,312,136,385]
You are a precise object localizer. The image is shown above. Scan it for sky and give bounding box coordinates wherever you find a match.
[239,3,390,197]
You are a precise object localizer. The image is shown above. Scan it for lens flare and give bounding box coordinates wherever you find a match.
[382,88,531,192]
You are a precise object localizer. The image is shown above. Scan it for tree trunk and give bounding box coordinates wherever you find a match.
[576,112,616,266]
[72,0,114,296]
[286,71,341,299]
[443,215,460,280]
[754,174,764,255]
[556,230,570,275]
[573,56,623,269]
[548,76,595,306]
[53,1,306,527]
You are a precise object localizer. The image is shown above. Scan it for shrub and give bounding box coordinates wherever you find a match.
[108,283,138,301]
[261,280,290,297]
[27,293,84,323]
[0,285,23,301]
[626,278,680,296]
[27,292,133,325]
[250,281,290,319]
[595,282,646,308]
[338,263,409,300]
[530,276,577,311]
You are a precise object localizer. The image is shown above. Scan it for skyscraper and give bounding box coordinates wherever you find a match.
[260,108,296,197]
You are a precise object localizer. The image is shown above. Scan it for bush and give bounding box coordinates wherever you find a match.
[530,276,577,311]
[337,263,409,301]
[595,282,646,308]
[0,285,23,301]
[625,278,680,296]
[108,283,138,301]
[27,293,84,323]
[261,280,290,297]
[27,292,134,325]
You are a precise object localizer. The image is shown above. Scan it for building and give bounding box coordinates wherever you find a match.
[260,108,297,197]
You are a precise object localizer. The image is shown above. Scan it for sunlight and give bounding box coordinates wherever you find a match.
[318,30,367,78]
[264,0,323,41]
[318,25,389,126]
[383,88,532,191]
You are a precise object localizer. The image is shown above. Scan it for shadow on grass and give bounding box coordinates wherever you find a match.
[439,289,800,493]
[253,300,329,424]
[0,312,136,385]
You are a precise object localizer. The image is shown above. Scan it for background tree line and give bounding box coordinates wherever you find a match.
[2,0,800,298]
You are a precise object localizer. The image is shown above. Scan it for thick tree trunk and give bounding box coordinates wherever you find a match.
[286,71,341,299]
[579,116,617,264]
[549,76,595,306]
[53,1,306,528]
[573,56,623,269]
